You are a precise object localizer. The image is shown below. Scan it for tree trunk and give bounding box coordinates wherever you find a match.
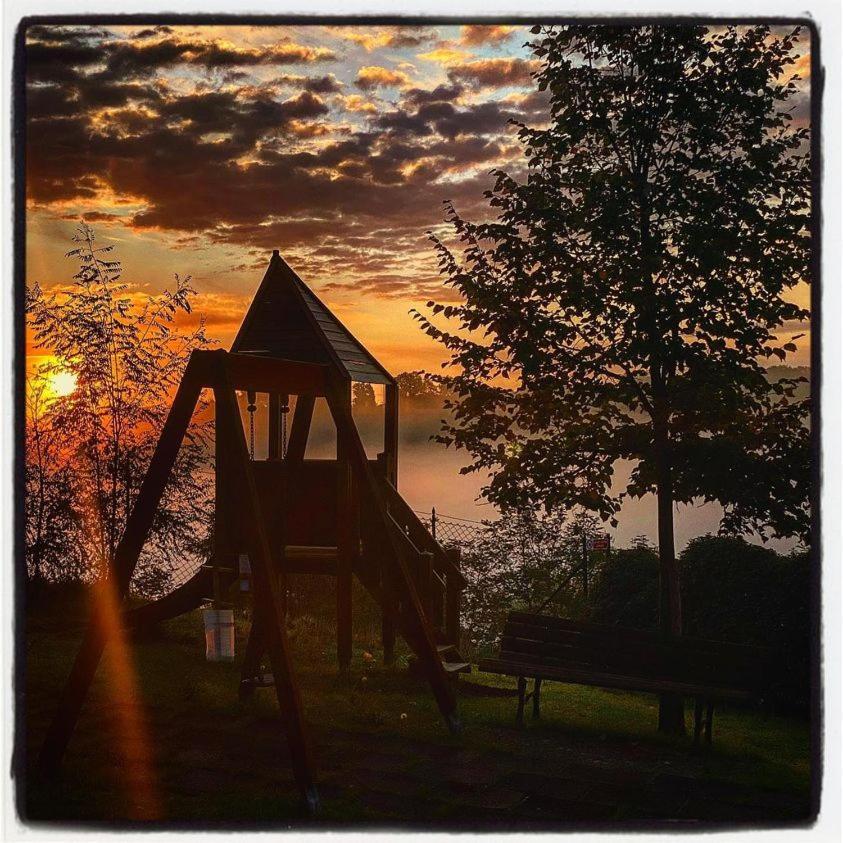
[653,407,685,735]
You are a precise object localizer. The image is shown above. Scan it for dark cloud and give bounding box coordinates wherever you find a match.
[132,25,174,40]
[447,57,539,89]
[24,25,545,298]
[402,83,464,107]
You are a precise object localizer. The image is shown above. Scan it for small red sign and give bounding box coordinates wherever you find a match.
[589,536,610,551]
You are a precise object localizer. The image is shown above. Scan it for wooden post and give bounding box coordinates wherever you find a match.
[324,377,459,731]
[532,678,542,719]
[39,356,204,773]
[516,676,527,725]
[239,619,265,700]
[693,696,704,746]
[705,701,714,746]
[268,393,281,460]
[417,551,434,624]
[384,383,398,485]
[336,380,353,674]
[381,385,399,663]
[286,394,315,464]
[214,357,319,813]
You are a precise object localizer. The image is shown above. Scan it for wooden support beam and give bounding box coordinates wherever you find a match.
[381,386,399,665]
[193,350,328,397]
[384,383,398,486]
[39,354,205,773]
[324,375,459,731]
[417,551,434,623]
[268,393,281,461]
[336,381,353,674]
[286,394,315,464]
[239,619,266,701]
[213,355,319,813]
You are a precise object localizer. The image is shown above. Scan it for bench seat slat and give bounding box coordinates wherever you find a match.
[478,657,752,702]
[484,613,769,704]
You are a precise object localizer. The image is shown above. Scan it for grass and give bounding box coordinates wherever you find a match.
[18,590,813,828]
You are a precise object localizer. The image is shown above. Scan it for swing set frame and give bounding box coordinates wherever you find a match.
[37,348,460,814]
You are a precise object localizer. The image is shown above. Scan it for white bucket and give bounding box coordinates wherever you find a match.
[203,608,235,662]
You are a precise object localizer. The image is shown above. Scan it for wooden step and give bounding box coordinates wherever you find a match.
[408,656,472,676]
[241,672,275,689]
[442,660,471,674]
[283,545,338,559]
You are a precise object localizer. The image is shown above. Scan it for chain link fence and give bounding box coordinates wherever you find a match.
[412,508,485,548]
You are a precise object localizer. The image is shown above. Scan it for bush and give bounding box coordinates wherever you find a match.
[588,535,810,713]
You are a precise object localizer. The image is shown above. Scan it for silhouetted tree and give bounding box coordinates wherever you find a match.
[352,381,377,409]
[24,365,85,584]
[395,370,446,405]
[416,24,811,732]
[26,225,215,596]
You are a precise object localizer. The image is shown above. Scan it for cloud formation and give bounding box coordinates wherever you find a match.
[354,64,412,90]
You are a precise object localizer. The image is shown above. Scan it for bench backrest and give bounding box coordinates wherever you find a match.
[501,612,770,695]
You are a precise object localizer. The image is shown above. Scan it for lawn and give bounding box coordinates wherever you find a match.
[18,590,814,829]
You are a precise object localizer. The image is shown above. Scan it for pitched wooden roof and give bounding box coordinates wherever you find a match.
[231,250,394,385]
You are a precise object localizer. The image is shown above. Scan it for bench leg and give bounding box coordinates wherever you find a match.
[693,697,704,747]
[532,678,542,719]
[705,701,715,746]
[516,676,527,726]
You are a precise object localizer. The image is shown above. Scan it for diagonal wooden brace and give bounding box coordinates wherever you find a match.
[38,354,205,774]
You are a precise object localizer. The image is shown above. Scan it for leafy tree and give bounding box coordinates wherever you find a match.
[352,381,377,409]
[416,24,810,732]
[26,225,215,597]
[24,365,85,585]
[458,507,604,652]
[395,370,446,405]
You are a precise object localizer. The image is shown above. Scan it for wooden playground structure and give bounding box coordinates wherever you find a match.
[38,251,468,813]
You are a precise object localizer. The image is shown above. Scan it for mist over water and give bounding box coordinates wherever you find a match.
[240,396,798,555]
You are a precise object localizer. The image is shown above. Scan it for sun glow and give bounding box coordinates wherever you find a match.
[49,369,77,398]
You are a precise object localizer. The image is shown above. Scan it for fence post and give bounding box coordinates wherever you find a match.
[445,547,462,647]
[431,507,437,542]
[417,551,434,624]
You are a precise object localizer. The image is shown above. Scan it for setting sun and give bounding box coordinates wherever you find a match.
[49,369,77,398]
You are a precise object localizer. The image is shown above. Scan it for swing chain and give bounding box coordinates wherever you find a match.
[281,396,289,459]
[247,390,257,460]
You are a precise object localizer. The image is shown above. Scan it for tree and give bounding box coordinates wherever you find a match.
[458,507,580,652]
[352,381,377,409]
[24,365,85,585]
[415,24,810,732]
[26,225,215,597]
[395,370,446,405]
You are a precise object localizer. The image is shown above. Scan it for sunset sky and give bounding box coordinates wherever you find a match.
[24,22,812,377]
[25,22,554,374]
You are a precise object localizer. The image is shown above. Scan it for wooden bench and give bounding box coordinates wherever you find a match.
[478,612,771,745]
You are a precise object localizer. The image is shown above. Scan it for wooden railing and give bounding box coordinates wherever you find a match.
[378,474,464,647]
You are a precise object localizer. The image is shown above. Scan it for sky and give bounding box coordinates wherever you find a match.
[23,22,812,541]
[24,22,554,374]
[24,22,813,377]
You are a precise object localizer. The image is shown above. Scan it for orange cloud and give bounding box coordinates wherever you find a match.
[418,47,473,66]
[355,65,411,90]
[460,25,519,46]
[331,26,437,52]
[338,93,379,114]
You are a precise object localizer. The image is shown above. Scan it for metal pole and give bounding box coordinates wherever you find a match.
[431,506,437,542]
[582,533,589,597]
